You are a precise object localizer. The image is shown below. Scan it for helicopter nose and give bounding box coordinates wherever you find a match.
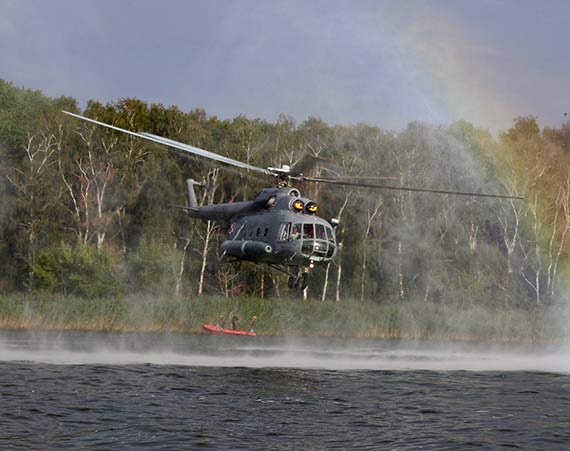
[299,239,337,262]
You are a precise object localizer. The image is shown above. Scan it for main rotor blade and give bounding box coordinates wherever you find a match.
[62,111,272,176]
[296,176,523,200]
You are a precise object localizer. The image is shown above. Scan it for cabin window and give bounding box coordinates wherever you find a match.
[326,226,335,242]
[256,227,261,237]
[278,223,291,241]
[303,223,315,239]
[315,224,326,240]
[263,227,269,237]
[292,224,302,240]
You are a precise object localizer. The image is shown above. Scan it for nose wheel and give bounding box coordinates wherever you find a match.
[288,272,309,291]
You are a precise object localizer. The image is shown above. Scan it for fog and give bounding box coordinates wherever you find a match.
[0,330,568,373]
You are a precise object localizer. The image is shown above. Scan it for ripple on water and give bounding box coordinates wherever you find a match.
[0,332,569,450]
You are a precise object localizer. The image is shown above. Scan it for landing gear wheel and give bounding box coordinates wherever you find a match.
[295,272,309,291]
[288,275,296,289]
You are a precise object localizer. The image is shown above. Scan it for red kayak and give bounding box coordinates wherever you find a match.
[202,324,257,337]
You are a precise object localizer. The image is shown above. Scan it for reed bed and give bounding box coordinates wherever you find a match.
[0,293,567,343]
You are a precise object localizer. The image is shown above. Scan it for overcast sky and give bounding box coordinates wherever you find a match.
[1,0,569,132]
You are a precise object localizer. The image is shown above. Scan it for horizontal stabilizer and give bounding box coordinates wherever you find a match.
[169,204,199,212]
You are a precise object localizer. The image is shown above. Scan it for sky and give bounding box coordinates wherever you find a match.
[1,0,570,132]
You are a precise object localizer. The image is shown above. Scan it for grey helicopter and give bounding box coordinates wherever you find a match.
[63,111,522,290]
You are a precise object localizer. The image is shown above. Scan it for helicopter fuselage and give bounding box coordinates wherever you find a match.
[186,182,338,272]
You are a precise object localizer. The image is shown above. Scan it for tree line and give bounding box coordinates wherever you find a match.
[1,79,569,307]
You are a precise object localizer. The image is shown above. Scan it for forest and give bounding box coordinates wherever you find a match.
[1,78,570,337]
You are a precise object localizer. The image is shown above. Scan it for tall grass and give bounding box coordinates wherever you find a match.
[0,292,567,343]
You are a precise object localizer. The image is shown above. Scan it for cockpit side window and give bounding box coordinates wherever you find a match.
[292,224,302,240]
[303,223,314,239]
[315,224,326,240]
[326,226,335,242]
[278,223,291,241]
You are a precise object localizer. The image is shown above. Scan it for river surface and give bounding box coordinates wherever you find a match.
[1,330,570,450]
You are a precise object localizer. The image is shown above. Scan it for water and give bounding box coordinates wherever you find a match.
[1,330,570,450]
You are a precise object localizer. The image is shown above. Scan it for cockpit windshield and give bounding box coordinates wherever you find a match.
[293,223,335,242]
[293,222,337,261]
[302,224,314,239]
[315,224,326,240]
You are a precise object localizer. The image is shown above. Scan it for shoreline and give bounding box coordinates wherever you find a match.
[0,320,563,347]
[0,293,567,346]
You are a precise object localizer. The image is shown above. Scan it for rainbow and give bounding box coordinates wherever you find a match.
[373,4,516,132]
[369,4,570,302]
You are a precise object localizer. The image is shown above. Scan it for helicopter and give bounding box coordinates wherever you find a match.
[63,111,522,291]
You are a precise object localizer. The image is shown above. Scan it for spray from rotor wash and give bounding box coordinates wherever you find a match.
[1,330,570,373]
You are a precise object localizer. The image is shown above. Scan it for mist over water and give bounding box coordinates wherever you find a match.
[1,330,569,373]
[3,330,570,450]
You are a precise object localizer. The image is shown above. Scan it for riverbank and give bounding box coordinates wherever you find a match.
[0,293,568,344]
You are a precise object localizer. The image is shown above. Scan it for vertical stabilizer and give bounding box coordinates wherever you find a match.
[186,179,200,208]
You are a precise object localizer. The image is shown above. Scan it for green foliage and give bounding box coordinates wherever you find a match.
[501,116,541,142]
[30,242,125,298]
[0,80,51,151]
[126,239,179,294]
[2,77,570,323]
[0,80,77,153]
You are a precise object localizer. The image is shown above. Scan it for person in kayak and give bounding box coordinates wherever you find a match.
[231,315,239,330]
[216,315,226,329]
[248,316,257,333]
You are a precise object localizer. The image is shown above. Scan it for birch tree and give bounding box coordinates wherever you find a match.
[59,124,119,248]
[547,178,570,296]
[195,169,220,295]
[360,197,384,302]
[6,131,60,276]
